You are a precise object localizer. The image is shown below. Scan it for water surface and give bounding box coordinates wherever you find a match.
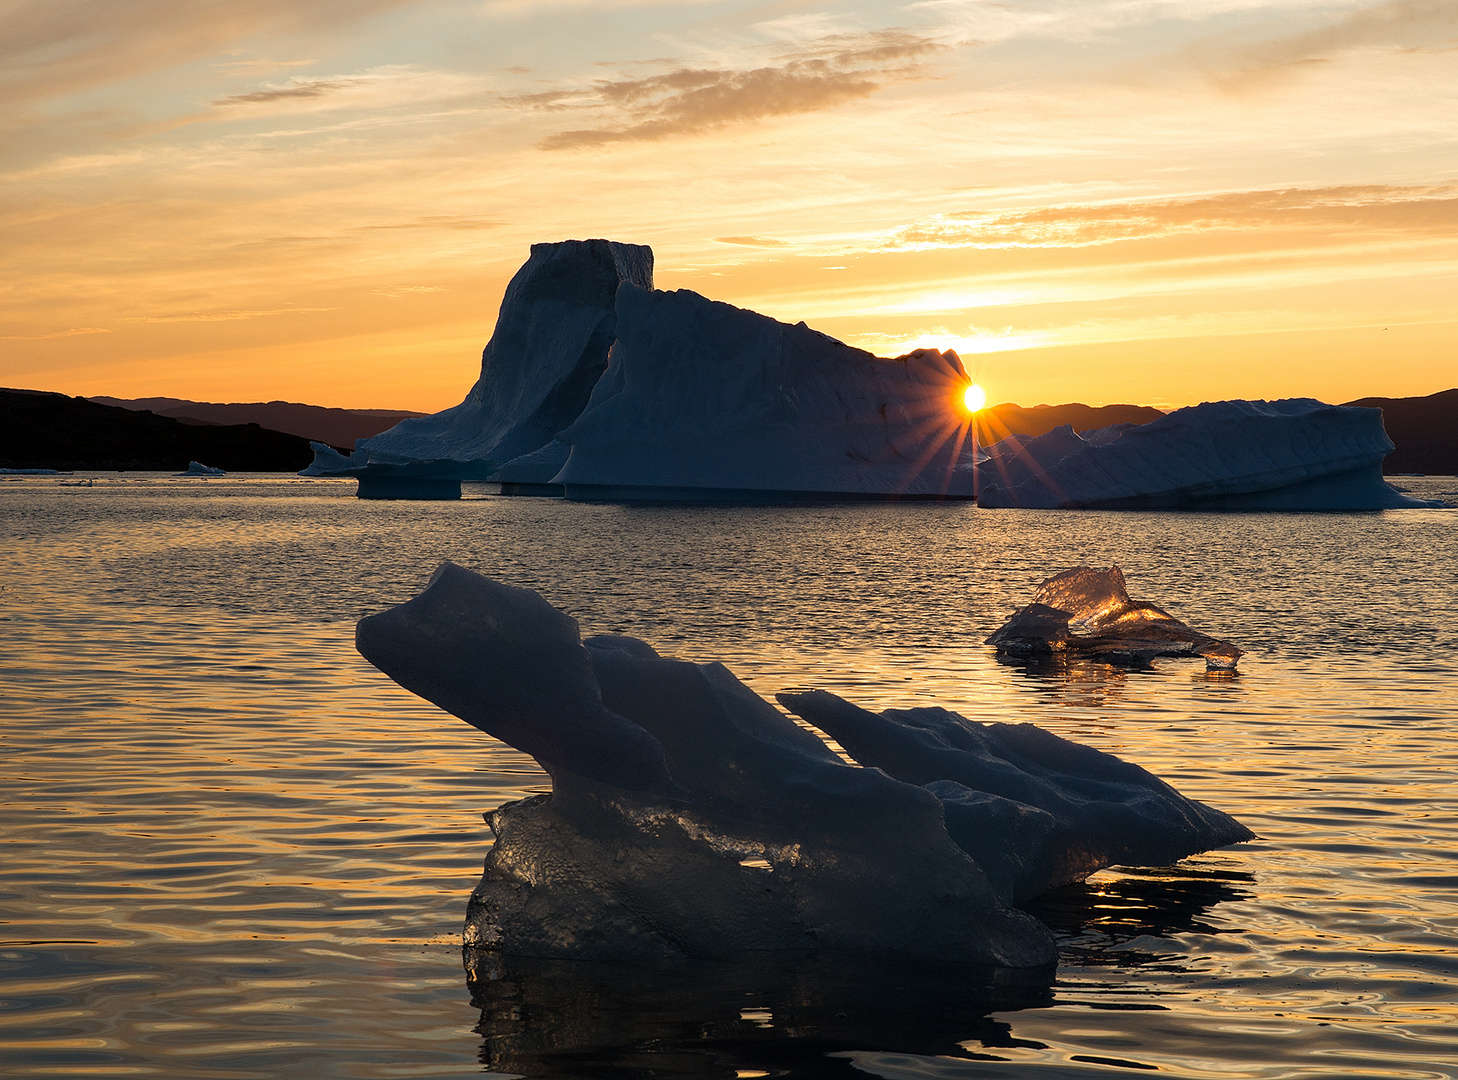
[2,474,1456,1078]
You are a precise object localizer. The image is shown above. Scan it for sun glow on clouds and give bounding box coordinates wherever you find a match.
[1,0,1456,408]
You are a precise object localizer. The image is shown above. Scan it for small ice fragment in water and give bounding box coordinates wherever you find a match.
[986,565,1242,671]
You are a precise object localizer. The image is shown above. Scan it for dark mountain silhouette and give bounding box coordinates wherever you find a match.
[1,389,317,471]
[88,396,425,449]
[976,402,1165,444]
[1343,388,1457,475]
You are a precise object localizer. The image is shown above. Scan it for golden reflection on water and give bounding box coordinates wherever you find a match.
[2,475,1458,1078]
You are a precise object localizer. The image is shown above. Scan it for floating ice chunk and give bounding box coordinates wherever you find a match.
[357,563,1251,965]
[551,284,976,499]
[776,690,1253,903]
[987,565,1241,671]
[356,564,672,793]
[176,461,224,476]
[358,564,1052,966]
[977,398,1441,509]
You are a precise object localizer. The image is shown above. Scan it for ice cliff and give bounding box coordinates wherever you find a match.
[356,562,1252,966]
[552,285,975,498]
[302,239,652,493]
[976,398,1437,509]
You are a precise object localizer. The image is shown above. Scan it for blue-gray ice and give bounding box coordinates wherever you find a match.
[356,563,1253,967]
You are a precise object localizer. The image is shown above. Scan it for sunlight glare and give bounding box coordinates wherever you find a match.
[963,383,987,413]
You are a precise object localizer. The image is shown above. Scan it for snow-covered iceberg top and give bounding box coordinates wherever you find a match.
[550,284,977,498]
[977,398,1439,509]
[355,562,1252,966]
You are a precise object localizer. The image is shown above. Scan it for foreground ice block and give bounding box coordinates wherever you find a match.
[987,565,1241,671]
[976,398,1438,509]
[551,284,977,499]
[356,563,1252,965]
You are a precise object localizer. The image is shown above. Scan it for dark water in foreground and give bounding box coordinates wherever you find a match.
[2,474,1456,1079]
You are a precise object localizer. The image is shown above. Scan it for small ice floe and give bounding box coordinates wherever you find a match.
[175,461,225,476]
[356,562,1252,968]
[987,565,1241,672]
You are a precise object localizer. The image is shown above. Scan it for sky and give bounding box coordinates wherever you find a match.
[2,0,1455,412]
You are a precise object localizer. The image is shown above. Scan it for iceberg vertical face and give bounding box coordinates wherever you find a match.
[352,240,653,477]
[977,398,1438,509]
[551,284,977,498]
[356,563,1252,967]
[298,441,351,476]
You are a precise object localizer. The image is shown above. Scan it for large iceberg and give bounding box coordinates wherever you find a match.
[552,284,976,499]
[300,239,653,492]
[976,398,1438,509]
[304,241,1435,508]
[355,563,1251,966]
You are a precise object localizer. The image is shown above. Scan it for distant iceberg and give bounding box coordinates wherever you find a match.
[297,441,351,476]
[356,562,1252,965]
[976,398,1441,510]
[176,461,224,476]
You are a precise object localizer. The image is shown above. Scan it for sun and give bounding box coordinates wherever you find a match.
[963,383,986,413]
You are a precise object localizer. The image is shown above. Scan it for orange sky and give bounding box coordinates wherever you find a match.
[2,0,1455,412]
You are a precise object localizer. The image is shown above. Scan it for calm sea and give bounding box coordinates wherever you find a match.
[3,474,1456,1079]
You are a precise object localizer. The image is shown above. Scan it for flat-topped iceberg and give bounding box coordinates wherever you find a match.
[976,398,1438,509]
[355,563,1251,966]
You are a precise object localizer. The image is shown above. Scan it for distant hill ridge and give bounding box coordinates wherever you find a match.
[2,389,316,471]
[1343,388,1458,475]
[88,396,426,450]
[4,387,1451,475]
[977,402,1165,443]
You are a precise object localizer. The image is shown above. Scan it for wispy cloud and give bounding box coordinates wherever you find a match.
[122,308,336,324]
[2,327,111,340]
[714,235,792,247]
[871,185,1458,252]
[355,217,504,231]
[370,285,445,298]
[214,78,362,106]
[526,30,950,149]
[1205,0,1458,88]
[0,0,416,108]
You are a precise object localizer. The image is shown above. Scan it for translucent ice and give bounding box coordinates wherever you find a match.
[986,565,1242,671]
[356,563,1252,965]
